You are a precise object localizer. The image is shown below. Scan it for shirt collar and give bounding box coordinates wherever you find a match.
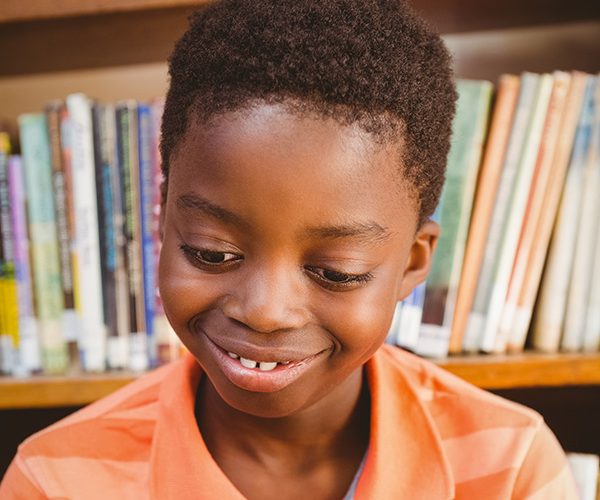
[150,348,454,499]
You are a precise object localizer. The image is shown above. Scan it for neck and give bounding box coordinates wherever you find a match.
[196,367,370,471]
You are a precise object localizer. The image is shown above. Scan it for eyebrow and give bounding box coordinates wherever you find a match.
[305,221,391,244]
[175,192,391,243]
[176,193,249,229]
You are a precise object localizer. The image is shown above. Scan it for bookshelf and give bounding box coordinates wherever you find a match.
[1,352,599,410]
[0,0,599,463]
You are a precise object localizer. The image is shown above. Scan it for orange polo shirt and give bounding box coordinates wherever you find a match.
[0,345,577,499]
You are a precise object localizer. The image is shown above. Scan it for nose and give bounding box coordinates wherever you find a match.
[222,261,310,333]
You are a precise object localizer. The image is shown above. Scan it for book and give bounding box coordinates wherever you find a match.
[482,73,553,353]
[395,283,426,351]
[508,72,589,352]
[583,97,600,352]
[46,101,80,366]
[463,73,542,353]
[450,74,521,354]
[138,104,157,365]
[0,133,19,374]
[116,101,148,371]
[93,103,127,370]
[66,93,106,372]
[496,71,572,351]
[7,155,42,374]
[417,79,492,358]
[532,77,597,352]
[18,113,68,374]
[148,99,182,365]
[561,76,600,352]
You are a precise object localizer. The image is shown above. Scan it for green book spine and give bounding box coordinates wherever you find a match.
[18,113,68,374]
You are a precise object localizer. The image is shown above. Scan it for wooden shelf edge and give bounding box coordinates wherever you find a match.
[0,372,135,410]
[0,0,209,23]
[436,352,600,390]
[1,352,599,409]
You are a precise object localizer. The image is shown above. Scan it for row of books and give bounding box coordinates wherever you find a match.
[387,71,600,357]
[0,71,598,376]
[0,96,181,376]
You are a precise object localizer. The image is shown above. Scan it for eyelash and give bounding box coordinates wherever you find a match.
[179,244,374,290]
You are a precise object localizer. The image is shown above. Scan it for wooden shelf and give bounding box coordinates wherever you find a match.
[3,0,598,31]
[1,0,599,77]
[1,352,598,409]
[438,352,600,390]
[0,0,205,23]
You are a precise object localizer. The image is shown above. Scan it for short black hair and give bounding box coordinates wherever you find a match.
[161,0,456,226]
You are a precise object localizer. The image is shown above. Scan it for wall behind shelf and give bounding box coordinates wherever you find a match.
[2,20,599,142]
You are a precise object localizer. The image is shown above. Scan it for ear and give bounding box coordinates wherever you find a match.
[396,219,439,301]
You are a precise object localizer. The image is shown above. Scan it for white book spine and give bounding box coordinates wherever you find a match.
[562,78,600,352]
[501,71,572,351]
[462,73,540,353]
[67,93,106,372]
[385,301,402,345]
[482,74,554,353]
[396,302,424,351]
[415,324,451,359]
[533,78,597,352]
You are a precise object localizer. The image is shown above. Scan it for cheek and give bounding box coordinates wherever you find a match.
[319,273,399,355]
[158,240,218,337]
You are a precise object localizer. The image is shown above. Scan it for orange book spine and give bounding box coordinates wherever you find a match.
[448,75,520,354]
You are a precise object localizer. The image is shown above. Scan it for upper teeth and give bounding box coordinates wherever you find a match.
[227,352,283,371]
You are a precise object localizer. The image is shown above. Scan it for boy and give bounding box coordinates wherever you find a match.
[1,1,577,498]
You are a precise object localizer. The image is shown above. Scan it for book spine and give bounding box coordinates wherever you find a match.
[93,104,125,369]
[0,134,19,374]
[7,155,41,374]
[581,80,600,352]
[138,104,156,365]
[117,102,148,371]
[397,282,426,351]
[532,78,596,352]
[420,80,492,358]
[517,72,588,353]
[482,73,553,353]
[149,99,181,365]
[108,105,131,369]
[462,73,540,353]
[46,102,81,367]
[561,76,600,352]
[18,113,67,374]
[502,72,573,352]
[450,74,520,354]
[66,93,106,372]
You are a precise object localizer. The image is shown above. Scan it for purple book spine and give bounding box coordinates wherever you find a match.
[8,155,41,373]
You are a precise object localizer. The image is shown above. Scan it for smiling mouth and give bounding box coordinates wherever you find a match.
[203,335,329,393]
[225,351,291,371]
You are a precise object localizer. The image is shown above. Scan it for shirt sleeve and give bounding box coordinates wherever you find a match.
[0,454,47,500]
[512,422,579,499]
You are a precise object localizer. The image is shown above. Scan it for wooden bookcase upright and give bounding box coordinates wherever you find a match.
[0,0,599,459]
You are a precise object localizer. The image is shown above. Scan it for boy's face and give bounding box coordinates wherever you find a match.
[159,103,438,418]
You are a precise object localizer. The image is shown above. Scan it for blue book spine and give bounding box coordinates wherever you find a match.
[137,104,156,364]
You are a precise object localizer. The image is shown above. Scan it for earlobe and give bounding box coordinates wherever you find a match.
[396,219,439,301]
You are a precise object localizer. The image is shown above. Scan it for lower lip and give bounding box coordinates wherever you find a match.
[204,337,325,393]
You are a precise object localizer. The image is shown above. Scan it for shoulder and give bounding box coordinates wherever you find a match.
[2,359,182,496]
[378,344,542,432]
[377,345,577,498]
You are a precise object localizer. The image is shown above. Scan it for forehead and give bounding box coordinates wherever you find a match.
[168,103,418,235]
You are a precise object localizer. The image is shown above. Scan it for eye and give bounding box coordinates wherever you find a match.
[305,265,373,291]
[180,244,242,269]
